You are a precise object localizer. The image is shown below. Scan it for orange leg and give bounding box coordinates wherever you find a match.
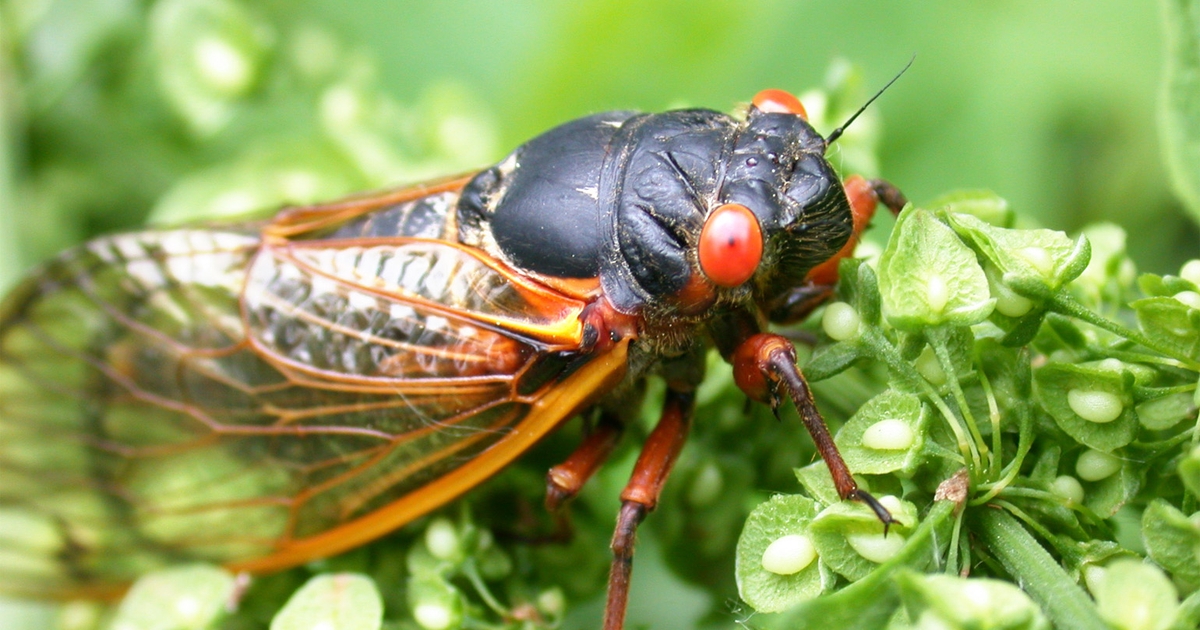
[603,391,694,630]
[545,413,624,511]
[733,334,895,525]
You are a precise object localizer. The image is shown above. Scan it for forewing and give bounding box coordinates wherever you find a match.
[0,224,607,596]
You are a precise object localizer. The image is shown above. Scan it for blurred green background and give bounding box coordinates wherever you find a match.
[0,0,1191,287]
[0,0,1191,628]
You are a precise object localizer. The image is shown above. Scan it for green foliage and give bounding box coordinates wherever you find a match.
[2,2,1200,629]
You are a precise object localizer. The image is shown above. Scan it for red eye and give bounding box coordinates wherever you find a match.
[751,89,808,119]
[698,203,763,288]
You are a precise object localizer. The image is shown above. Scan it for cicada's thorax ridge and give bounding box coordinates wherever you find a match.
[454,105,856,326]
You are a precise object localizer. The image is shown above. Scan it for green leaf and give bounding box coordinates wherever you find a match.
[110,565,236,630]
[1093,559,1180,630]
[877,207,995,331]
[807,498,919,581]
[1034,362,1137,452]
[1161,0,1200,223]
[1143,499,1200,594]
[754,500,957,630]
[834,390,929,475]
[895,571,1050,630]
[1136,392,1194,431]
[851,258,882,325]
[735,494,824,613]
[943,211,1091,299]
[794,461,840,507]
[271,574,383,630]
[1131,296,1200,361]
[804,340,866,382]
[925,189,1014,227]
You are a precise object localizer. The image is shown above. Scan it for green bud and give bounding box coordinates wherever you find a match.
[761,534,818,575]
[1181,259,1200,286]
[1067,389,1124,424]
[1174,290,1200,310]
[861,418,915,451]
[424,518,461,562]
[1076,449,1122,482]
[822,301,862,341]
[914,345,948,386]
[845,530,906,563]
[1049,475,1085,504]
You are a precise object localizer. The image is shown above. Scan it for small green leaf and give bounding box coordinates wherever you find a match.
[804,341,866,382]
[896,571,1050,630]
[834,390,928,475]
[1136,392,1195,431]
[1131,296,1200,361]
[735,495,824,613]
[878,207,995,331]
[1143,499,1200,594]
[1034,363,1137,451]
[925,189,1015,227]
[807,498,918,581]
[853,258,882,325]
[1093,559,1180,630]
[943,211,1091,299]
[794,462,840,507]
[110,565,235,630]
[270,574,383,630]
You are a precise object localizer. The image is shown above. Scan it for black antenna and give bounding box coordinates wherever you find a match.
[825,56,915,147]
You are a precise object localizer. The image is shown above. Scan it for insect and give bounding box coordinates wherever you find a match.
[0,83,905,628]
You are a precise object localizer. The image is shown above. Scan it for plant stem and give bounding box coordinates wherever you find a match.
[975,507,1107,630]
[1050,293,1200,371]
[860,329,981,471]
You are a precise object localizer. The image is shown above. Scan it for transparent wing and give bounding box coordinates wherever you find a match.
[0,222,609,596]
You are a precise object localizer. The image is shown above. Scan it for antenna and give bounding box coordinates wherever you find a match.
[825,56,915,147]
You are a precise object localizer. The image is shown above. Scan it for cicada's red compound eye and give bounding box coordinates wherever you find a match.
[751,89,807,119]
[698,203,763,288]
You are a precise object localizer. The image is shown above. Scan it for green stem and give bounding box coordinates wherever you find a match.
[928,327,990,467]
[975,507,1107,630]
[1050,293,1200,371]
[971,384,1033,504]
[977,365,1003,479]
[860,329,981,471]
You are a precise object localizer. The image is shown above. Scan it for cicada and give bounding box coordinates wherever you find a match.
[0,86,904,628]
